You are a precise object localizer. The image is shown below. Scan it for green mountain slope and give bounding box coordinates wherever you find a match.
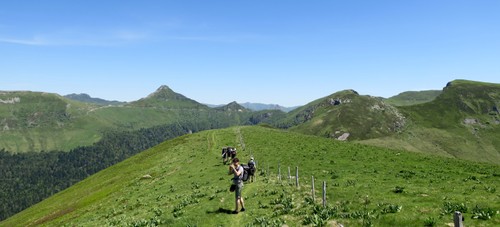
[128,85,208,109]
[278,90,405,140]
[0,91,102,151]
[3,126,498,226]
[64,93,126,106]
[0,86,261,153]
[240,102,298,112]
[385,90,441,106]
[362,80,500,164]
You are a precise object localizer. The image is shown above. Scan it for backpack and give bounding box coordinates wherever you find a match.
[221,148,227,158]
[241,164,250,182]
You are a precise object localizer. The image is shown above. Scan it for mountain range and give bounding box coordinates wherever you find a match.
[1,80,499,164]
[0,79,499,225]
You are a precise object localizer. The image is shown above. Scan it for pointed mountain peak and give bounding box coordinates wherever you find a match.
[146,85,178,99]
[145,86,182,100]
[215,101,248,112]
[129,85,207,109]
[156,85,172,92]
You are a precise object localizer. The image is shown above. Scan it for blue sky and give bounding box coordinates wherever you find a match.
[1,0,499,106]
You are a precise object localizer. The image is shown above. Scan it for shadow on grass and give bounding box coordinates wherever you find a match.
[206,207,234,214]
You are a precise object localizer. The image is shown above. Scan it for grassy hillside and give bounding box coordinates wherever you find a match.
[385,90,441,106]
[0,91,101,151]
[3,126,498,226]
[0,87,269,153]
[362,80,500,164]
[64,93,126,106]
[278,90,405,140]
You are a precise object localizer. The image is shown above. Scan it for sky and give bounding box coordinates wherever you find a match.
[1,1,499,107]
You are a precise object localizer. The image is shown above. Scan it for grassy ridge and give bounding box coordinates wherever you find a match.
[3,126,498,226]
[363,80,500,164]
[0,88,272,152]
[0,91,100,151]
[279,90,405,140]
[385,90,441,106]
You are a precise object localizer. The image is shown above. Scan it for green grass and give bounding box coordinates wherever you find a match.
[281,90,406,141]
[367,79,500,164]
[0,91,252,152]
[3,126,498,226]
[385,90,441,106]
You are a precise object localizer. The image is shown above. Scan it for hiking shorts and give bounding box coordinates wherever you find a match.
[235,182,243,199]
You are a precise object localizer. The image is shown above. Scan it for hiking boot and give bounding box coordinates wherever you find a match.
[240,208,246,212]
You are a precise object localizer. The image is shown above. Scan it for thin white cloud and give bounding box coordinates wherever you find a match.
[0,29,150,46]
[165,33,266,43]
[0,37,47,45]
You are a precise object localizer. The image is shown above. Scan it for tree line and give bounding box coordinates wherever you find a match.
[0,120,213,221]
[0,109,284,221]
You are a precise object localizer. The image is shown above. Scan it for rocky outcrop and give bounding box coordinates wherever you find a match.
[464,118,478,124]
[337,133,350,141]
[0,97,20,104]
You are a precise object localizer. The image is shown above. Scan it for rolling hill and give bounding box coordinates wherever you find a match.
[385,90,441,106]
[361,80,500,164]
[0,91,103,152]
[274,80,499,164]
[0,86,269,153]
[240,102,298,112]
[64,93,126,106]
[277,89,406,140]
[2,126,498,226]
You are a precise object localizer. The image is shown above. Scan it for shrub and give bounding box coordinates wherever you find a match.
[471,205,496,220]
[302,214,326,226]
[423,217,436,227]
[378,203,402,214]
[345,179,357,187]
[396,170,415,179]
[392,186,405,193]
[442,201,468,214]
[270,193,294,215]
[484,185,496,193]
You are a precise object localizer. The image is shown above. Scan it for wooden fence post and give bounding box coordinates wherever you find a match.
[454,211,464,227]
[288,167,291,183]
[322,181,327,207]
[255,160,258,182]
[295,166,299,187]
[311,176,315,202]
[278,162,281,182]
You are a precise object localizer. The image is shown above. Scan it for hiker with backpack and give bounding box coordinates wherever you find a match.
[221,147,229,164]
[228,158,246,214]
[247,157,256,182]
[229,147,237,160]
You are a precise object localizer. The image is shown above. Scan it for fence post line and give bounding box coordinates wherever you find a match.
[295,166,299,188]
[311,176,315,202]
[322,181,327,207]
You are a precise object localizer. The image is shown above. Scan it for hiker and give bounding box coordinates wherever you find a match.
[228,158,245,214]
[247,157,256,182]
[229,147,237,159]
[221,147,229,164]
